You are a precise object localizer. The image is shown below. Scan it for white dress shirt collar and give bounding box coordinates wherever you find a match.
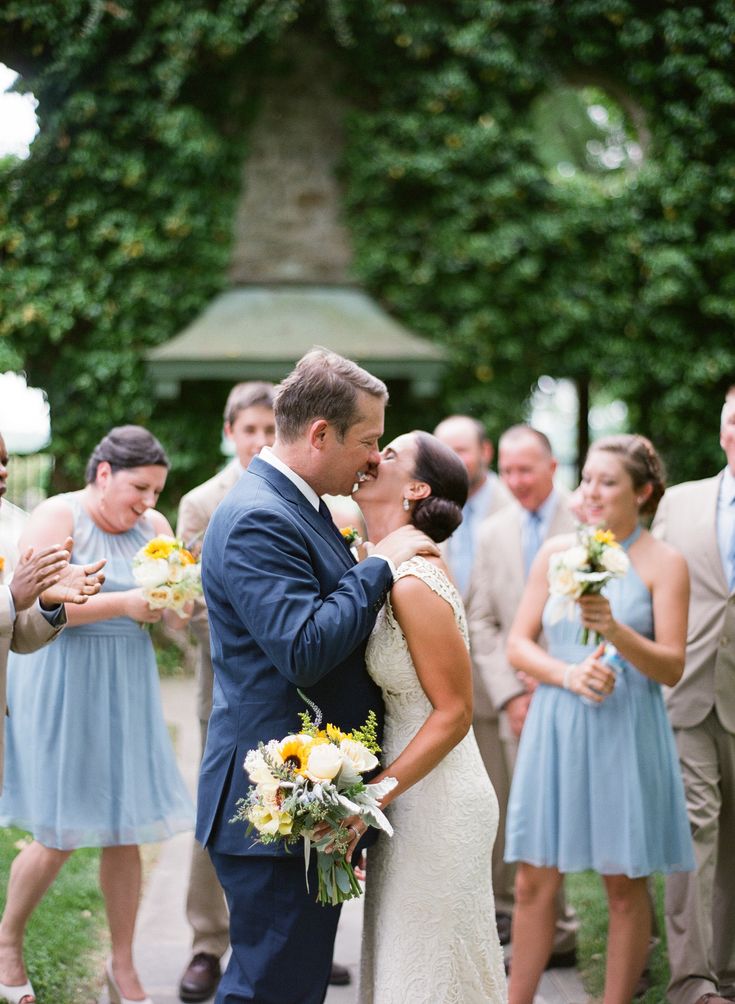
[259,446,321,511]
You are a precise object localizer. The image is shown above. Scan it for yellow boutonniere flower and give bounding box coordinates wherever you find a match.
[0,555,5,573]
[340,526,363,546]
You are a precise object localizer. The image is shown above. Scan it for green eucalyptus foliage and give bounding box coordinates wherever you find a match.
[1,1,734,501]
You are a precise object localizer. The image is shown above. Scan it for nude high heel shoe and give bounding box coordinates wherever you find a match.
[0,978,35,1004]
[105,959,153,1004]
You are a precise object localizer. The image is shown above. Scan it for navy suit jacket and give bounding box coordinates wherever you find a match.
[196,456,392,856]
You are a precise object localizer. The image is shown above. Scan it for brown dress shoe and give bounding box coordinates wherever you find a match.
[329,962,351,986]
[179,953,221,1003]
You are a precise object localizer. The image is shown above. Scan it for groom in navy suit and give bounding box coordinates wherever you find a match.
[198,349,436,1003]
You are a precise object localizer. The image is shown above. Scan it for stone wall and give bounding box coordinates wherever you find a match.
[228,34,354,285]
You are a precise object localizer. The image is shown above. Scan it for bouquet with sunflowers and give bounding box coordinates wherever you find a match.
[132,535,202,614]
[232,694,396,905]
[548,525,630,644]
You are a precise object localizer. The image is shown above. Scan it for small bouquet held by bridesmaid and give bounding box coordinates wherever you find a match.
[547,526,629,644]
[132,535,202,614]
[232,695,396,905]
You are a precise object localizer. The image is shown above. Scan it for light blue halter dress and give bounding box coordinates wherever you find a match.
[505,527,694,877]
[0,494,194,850]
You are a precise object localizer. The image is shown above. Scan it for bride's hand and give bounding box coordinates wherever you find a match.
[312,815,367,861]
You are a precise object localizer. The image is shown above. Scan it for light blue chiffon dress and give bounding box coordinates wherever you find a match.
[0,494,194,849]
[505,526,694,877]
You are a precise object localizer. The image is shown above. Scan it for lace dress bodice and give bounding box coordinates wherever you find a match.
[359,557,507,1004]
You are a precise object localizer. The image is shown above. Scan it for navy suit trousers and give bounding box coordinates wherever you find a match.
[210,850,342,1004]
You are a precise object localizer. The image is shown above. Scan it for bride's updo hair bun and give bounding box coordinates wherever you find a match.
[410,431,468,543]
[85,425,170,484]
[587,433,666,516]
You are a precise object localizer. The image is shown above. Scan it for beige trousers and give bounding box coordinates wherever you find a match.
[666,710,735,1004]
[186,717,229,959]
[475,714,579,954]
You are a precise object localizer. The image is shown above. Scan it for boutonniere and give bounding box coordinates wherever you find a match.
[339,526,363,547]
[0,555,5,574]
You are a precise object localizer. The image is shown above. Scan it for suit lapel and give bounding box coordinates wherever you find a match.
[248,458,354,570]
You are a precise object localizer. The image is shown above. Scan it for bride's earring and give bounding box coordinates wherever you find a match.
[402,498,410,511]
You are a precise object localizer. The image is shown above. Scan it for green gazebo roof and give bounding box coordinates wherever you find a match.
[146,285,446,398]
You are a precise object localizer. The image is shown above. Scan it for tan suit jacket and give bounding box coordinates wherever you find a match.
[176,460,241,722]
[467,491,576,719]
[441,472,513,603]
[653,473,735,733]
[0,508,65,789]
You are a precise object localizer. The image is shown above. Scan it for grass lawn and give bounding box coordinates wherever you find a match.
[0,829,107,1003]
[568,871,670,1004]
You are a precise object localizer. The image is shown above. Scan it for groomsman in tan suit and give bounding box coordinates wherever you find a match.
[434,415,514,938]
[467,425,579,962]
[0,432,105,789]
[176,383,275,1003]
[653,388,735,1004]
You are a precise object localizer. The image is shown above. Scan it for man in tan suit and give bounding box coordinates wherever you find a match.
[434,415,514,939]
[653,388,735,1004]
[0,431,105,789]
[467,425,578,961]
[176,383,276,1003]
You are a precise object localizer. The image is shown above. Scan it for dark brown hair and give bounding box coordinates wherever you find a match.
[587,433,666,516]
[85,426,169,484]
[410,431,469,543]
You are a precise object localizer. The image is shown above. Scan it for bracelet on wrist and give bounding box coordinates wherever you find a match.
[562,664,576,690]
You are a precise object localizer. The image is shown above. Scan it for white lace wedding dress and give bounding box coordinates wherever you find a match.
[359,557,507,1004]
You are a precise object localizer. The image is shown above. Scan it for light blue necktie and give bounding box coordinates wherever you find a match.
[523,510,543,578]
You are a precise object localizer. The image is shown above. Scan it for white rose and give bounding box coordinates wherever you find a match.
[167,560,186,583]
[548,562,581,598]
[133,558,170,589]
[339,739,378,775]
[244,746,282,788]
[600,546,630,576]
[145,584,173,609]
[562,546,588,571]
[305,742,344,783]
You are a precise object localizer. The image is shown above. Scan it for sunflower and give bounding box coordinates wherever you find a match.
[325,723,352,744]
[278,737,312,775]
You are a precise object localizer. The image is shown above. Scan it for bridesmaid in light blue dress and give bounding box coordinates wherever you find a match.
[505,435,694,1004]
[0,427,193,1004]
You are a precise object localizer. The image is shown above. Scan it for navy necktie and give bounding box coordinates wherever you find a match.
[318,500,352,552]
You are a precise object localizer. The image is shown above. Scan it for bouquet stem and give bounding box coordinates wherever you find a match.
[316,850,363,906]
[580,627,603,646]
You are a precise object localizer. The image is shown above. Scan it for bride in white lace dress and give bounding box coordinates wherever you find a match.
[351,431,507,1004]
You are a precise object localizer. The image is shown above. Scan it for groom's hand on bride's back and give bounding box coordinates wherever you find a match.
[368,526,439,567]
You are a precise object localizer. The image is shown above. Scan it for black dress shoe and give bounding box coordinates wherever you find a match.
[329,962,351,986]
[496,912,512,947]
[546,948,578,970]
[179,953,221,1003]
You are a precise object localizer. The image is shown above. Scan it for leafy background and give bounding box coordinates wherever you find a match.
[1,0,734,507]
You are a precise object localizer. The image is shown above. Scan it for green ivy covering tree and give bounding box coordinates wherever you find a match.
[1,0,734,503]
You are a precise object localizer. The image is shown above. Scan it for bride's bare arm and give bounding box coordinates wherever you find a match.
[368,572,473,810]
